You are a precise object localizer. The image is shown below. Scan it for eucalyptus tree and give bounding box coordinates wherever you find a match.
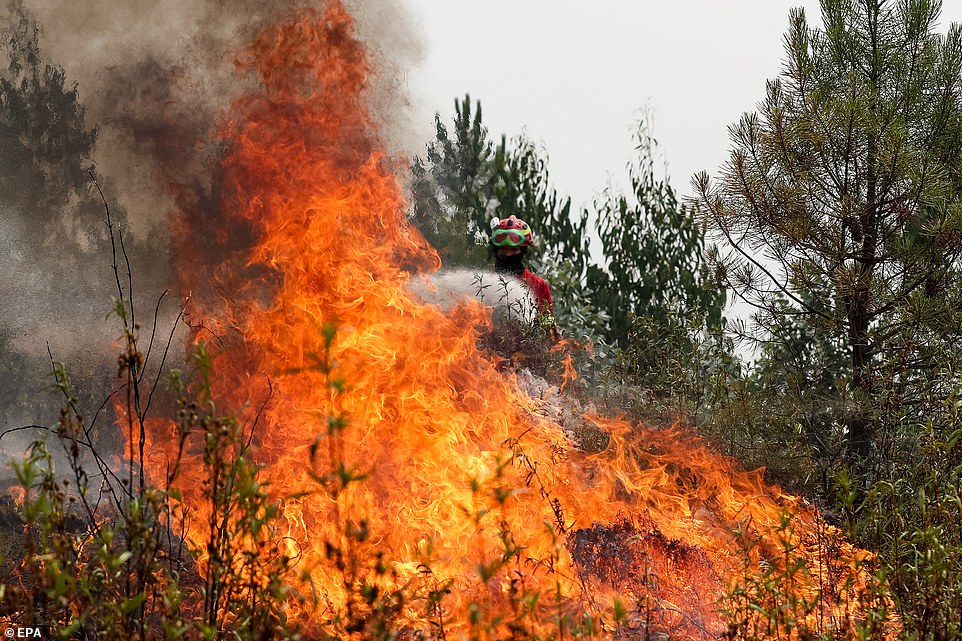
[589,121,724,347]
[694,0,962,459]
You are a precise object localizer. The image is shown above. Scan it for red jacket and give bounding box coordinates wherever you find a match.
[521,269,554,315]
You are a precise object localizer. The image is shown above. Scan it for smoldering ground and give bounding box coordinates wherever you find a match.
[0,0,426,467]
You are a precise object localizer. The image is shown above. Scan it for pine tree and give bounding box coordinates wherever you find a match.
[409,94,588,275]
[694,0,962,460]
[409,95,499,269]
[0,0,155,434]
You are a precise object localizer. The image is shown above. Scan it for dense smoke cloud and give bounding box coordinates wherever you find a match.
[0,0,425,445]
[25,0,424,239]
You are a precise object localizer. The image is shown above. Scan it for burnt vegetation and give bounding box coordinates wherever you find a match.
[1,1,962,640]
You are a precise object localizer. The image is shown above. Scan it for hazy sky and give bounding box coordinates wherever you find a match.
[405,1,962,210]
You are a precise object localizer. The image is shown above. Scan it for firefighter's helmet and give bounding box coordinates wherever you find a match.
[489,215,534,248]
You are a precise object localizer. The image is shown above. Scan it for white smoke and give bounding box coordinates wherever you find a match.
[406,268,538,327]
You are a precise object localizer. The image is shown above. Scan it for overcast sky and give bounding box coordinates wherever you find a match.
[404,1,962,210]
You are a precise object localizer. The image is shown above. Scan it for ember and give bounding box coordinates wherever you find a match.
[570,515,718,638]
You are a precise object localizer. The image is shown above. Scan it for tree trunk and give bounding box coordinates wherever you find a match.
[848,140,879,461]
[848,301,873,459]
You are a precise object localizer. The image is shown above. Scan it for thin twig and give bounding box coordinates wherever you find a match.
[141,294,188,423]
[244,378,274,451]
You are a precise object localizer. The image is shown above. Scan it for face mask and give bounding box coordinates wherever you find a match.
[494,252,525,276]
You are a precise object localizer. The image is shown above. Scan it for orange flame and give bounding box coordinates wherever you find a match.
[136,3,895,639]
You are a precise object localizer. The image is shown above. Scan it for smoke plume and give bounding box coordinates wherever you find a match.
[0,0,426,451]
[25,0,424,239]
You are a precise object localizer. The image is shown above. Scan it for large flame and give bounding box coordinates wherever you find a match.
[138,3,892,638]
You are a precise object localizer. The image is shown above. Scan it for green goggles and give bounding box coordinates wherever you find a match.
[491,228,529,247]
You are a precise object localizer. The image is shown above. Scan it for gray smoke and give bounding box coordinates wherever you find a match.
[0,0,427,458]
[25,0,425,240]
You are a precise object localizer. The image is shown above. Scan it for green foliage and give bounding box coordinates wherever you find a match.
[840,376,962,640]
[409,95,602,348]
[684,7,962,636]
[410,94,587,279]
[721,511,892,641]
[3,375,188,639]
[171,352,297,640]
[588,120,725,348]
[2,334,301,640]
[695,292,852,493]
[694,0,962,457]
[0,311,631,641]
[0,0,164,437]
[492,135,589,281]
[578,119,730,430]
[410,95,498,269]
[413,99,577,275]
[410,99,722,399]
[0,170,300,637]
[617,312,739,427]
[11,3,962,637]
[700,302,962,640]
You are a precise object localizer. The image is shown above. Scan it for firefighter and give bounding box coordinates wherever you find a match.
[489,215,559,341]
